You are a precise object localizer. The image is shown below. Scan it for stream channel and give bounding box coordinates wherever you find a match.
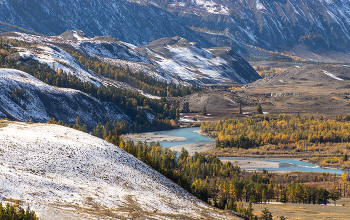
[149,127,345,174]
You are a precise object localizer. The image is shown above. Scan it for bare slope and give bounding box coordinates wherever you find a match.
[0,122,240,219]
[173,64,350,118]
[248,64,350,88]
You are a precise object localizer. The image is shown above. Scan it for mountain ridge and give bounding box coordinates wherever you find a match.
[158,0,350,62]
[1,31,260,86]
[2,0,350,62]
[0,0,212,47]
[0,68,129,127]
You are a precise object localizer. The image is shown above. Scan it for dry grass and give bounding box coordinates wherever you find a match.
[174,64,350,121]
[0,120,11,128]
[51,194,242,220]
[246,198,350,220]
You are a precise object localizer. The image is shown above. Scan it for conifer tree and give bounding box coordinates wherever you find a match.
[319,115,324,121]
[201,106,207,116]
[75,116,81,126]
[182,102,190,113]
[238,103,242,114]
[246,201,253,219]
[256,103,263,114]
[259,208,272,220]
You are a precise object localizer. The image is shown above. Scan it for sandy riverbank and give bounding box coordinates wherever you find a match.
[122,133,186,143]
[220,159,280,169]
[170,143,215,155]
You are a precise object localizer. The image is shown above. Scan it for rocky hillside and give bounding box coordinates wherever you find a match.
[0,69,128,127]
[0,121,241,219]
[0,0,211,47]
[160,0,350,61]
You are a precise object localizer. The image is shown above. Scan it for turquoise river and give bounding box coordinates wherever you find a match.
[151,127,345,175]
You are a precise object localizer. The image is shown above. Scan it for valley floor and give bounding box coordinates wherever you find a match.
[246,197,350,220]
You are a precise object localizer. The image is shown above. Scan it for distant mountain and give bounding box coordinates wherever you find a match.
[2,31,260,85]
[0,69,129,126]
[2,0,350,62]
[0,122,240,219]
[0,0,212,47]
[155,0,350,61]
[136,36,260,84]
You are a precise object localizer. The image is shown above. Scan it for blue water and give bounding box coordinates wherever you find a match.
[219,157,345,175]
[151,127,214,148]
[149,127,345,174]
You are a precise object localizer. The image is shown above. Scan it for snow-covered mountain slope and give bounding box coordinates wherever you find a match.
[2,31,166,94]
[0,69,129,126]
[70,32,260,84]
[2,31,260,85]
[137,36,260,84]
[160,0,350,61]
[18,44,104,87]
[0,0,212,47]
[65,31,178,83]
[0,122,240,219]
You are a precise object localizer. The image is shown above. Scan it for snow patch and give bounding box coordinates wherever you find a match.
[190,0,230,15]
[322,70,344,81]
[256,0,266,10]
[180,118,199,123]
[72,30,89,41]
[225,98,235,104]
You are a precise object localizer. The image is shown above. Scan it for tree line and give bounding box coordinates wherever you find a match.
[201,114,350,149]
[0,202,38,220]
